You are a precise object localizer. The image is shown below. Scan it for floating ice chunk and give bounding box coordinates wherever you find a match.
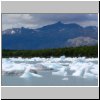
[20,66,42,78]
[62,77,69,80]
[20,72,42,78]
[2,57,98,79]
[24,66,31,73]
[69,62,81,71]
[20,72,33,78]
[71,62,89,77]
[19,66,31,78]
[86,58,98,62]
[42,62,62,70]
[60,56,66,60]
[52,67,67,76]
[2,63,25,72]
[90,68,98,75]
[31,73,42,78]
[72,68,86,77]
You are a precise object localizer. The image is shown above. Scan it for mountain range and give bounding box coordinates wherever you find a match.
[2,21,98,50]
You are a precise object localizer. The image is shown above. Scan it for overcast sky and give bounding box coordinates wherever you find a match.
[2,14,98,31]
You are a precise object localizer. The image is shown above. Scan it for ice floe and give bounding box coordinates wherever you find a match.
[2,56,98,80]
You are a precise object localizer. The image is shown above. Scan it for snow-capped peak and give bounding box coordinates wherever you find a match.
[11,30,15,34]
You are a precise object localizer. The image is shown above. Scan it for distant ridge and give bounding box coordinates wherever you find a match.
[2,22,98,50]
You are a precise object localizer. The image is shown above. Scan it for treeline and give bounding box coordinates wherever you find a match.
[2,45,98,58]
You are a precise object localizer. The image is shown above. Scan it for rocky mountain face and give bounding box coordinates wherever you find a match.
[2,22,98,50]
[67,37,98,47]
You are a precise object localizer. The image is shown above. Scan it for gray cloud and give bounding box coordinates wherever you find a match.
[2,13,98,30]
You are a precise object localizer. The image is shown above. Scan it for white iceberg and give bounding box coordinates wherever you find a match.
[2,57,98,79]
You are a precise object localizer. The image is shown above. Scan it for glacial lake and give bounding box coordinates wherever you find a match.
[2,57,98,86]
